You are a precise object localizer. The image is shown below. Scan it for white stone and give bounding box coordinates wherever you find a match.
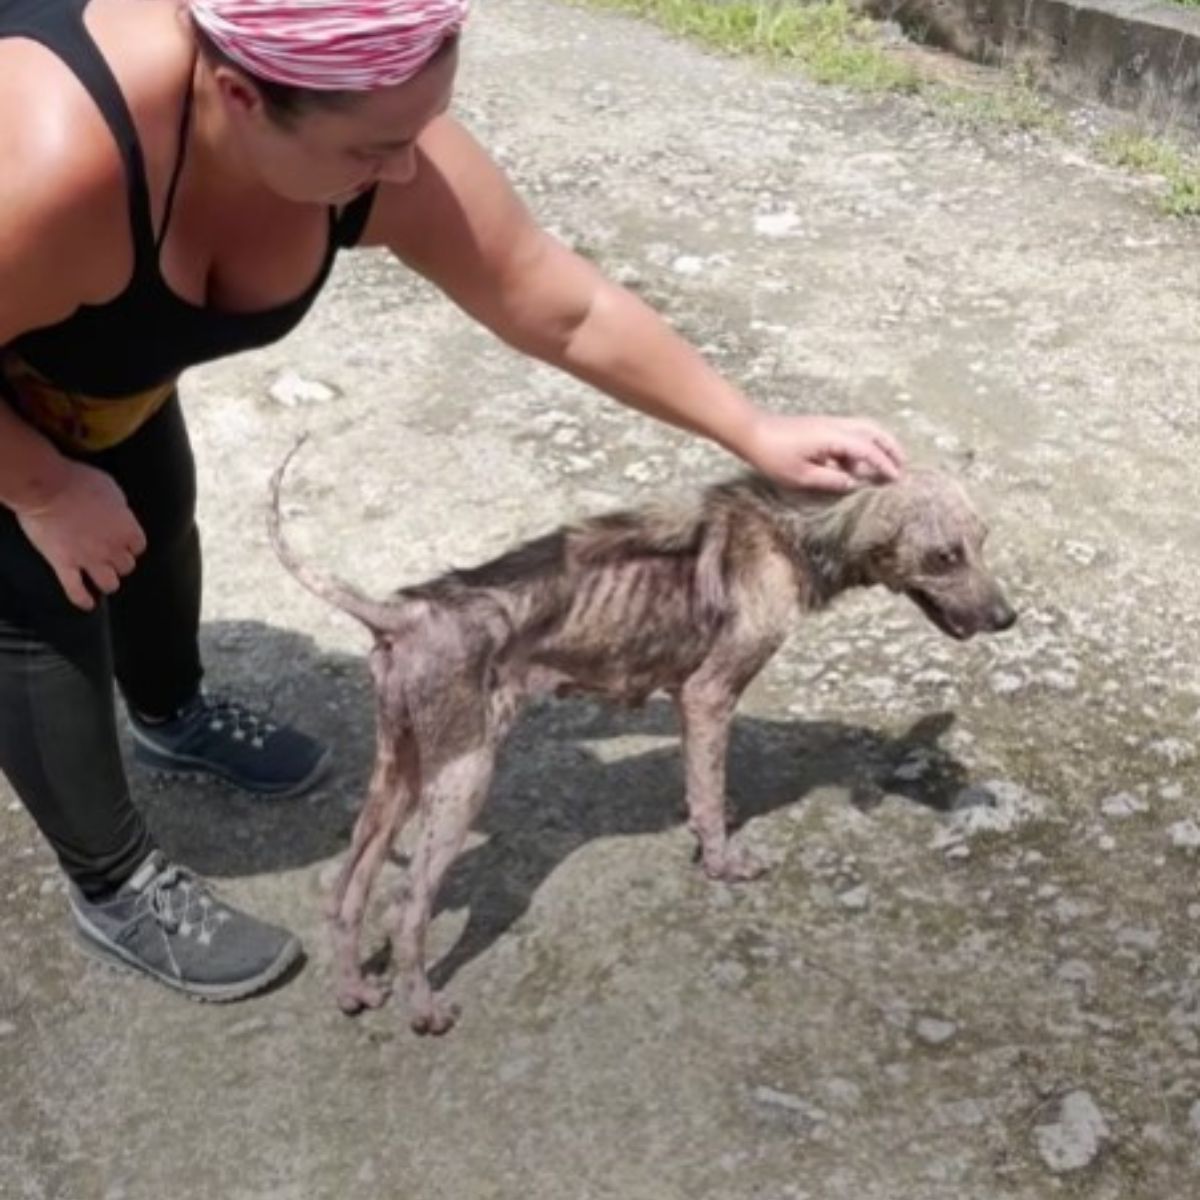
[1035,1090,1109,1173]
[268,370,336,407]
[1039,670,1077,692]
[671,255,705,275]
[914,667,953,686]
[1148,738,1193,767]
[915,1017,958,1045]
[947,780,1047,837]
[837,884,871,911]
[989,670,1024,695]
[754,210,802,237]
[1100,792,1147,819]
[753,1086,827,1122]
[1116,927,1159,953]
[1169,820,1200,851]
[931,826,971,860]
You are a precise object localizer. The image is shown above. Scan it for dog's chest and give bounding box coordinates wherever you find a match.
[520,560,713,701]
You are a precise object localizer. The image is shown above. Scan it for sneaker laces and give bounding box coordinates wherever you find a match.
[197,691,279,750]
[141,864,230,945]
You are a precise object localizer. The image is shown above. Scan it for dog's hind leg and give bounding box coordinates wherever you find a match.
[327,724,418,1013]
[384,743,499,1035]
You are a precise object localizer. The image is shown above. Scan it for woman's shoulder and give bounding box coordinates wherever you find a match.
[0,0,191,318]
[0,47,130,304]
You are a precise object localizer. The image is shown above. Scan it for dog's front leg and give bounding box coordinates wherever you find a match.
[677,678,766,883]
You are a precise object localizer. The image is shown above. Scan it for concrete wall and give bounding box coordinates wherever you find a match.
[860,0,1200,129]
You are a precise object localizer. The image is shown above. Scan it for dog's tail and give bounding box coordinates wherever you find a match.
[267,435,407,638]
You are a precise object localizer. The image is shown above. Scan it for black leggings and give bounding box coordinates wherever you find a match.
[0,396,202,897]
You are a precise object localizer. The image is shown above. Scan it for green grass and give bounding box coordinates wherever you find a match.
[579,0,1200,216]
[927,81,1066,135]
[586,0,923,91]
[582,0,1066,131]
[1097,129,1200,217]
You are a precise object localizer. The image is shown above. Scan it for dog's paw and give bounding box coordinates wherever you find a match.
[703,844,769,883]
[336,976,392,1015]
[410,993,461,1036]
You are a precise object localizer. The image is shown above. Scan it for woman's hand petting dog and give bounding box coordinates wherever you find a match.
[736,412,906,493]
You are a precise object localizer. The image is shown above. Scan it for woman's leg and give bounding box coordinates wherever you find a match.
[0,397,302,999]
[99,394,204,719]
[0,513,153,898]
[102,395,330,795]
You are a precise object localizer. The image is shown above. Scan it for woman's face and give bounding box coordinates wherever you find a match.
[215,41,458,203]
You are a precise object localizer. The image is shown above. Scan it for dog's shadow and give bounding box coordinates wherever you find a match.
[422,699,969,990]
[142,620,972,991]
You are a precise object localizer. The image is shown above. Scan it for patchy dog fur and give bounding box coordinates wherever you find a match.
[269,442,1015,1034]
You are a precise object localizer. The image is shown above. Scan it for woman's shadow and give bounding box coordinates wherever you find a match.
[138,619,973,990]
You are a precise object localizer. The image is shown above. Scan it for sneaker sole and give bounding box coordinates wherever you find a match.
[129,732,333,799]
[71,905,303,1003]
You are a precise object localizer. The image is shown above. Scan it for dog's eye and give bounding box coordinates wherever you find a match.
[928,546,964,572]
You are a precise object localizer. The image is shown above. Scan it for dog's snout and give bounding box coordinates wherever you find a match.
[989,599,1017,632]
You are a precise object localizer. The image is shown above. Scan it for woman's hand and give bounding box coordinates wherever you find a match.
[13,460,146,610]
[735,410,906,492]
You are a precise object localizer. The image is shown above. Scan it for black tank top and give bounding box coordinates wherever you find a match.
[0,0,376,403]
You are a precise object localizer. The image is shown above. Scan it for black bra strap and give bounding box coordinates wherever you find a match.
[155,59,197,253]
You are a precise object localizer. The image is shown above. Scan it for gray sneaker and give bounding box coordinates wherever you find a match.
[68,852,302,1002]
[129,690,331,797]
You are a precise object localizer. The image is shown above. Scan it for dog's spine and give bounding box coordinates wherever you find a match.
[267,435,409,637]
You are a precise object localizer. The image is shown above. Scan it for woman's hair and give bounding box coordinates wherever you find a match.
[192,22,355,122]
[191,22,457,125]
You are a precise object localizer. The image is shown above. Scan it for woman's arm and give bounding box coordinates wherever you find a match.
[361,115,904,490]
[0,140,147,609]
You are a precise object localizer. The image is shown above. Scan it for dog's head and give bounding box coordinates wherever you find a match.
[835,469,1016,641]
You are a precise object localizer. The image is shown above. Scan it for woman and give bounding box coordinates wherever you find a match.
[0,0,904,1000]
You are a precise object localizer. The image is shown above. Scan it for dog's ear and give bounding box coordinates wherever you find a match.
[843,485,904,559]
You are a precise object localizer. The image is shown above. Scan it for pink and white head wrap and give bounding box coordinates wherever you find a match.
[188,0,470,91]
